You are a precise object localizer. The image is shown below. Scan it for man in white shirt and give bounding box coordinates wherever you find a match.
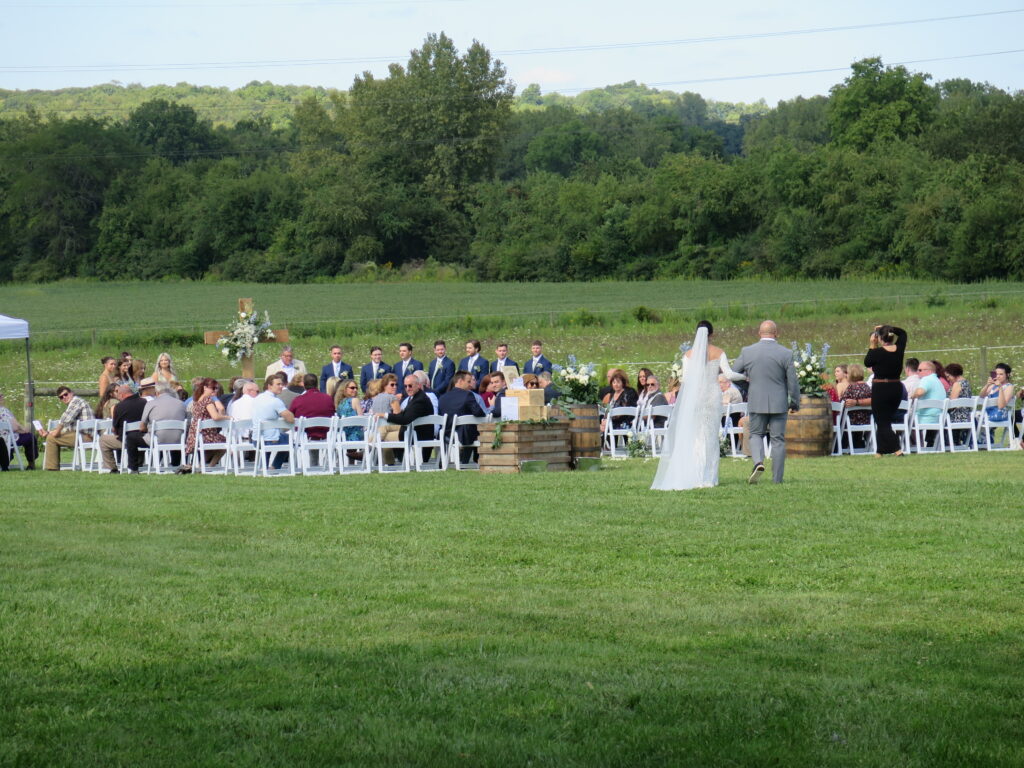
[251,375,295,469]
[264,346,306,381]
[901,358,921,401]
[228,380,260,438]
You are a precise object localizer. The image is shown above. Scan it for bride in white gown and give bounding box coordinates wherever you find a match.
[651,321,745,490]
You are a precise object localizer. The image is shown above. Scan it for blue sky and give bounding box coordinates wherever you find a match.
[3,0,1023,104]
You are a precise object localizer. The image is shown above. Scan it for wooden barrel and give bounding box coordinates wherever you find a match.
[566,403,602,462]
[785,395,833,457]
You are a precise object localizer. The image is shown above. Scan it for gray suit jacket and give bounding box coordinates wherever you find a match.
[732,339,801,414]
[140,393,188,444]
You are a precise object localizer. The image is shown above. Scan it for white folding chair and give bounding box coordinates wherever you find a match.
[603,406,637,458]
[334,415,375,474]
[911,399,946,453]
[148,419,188,473]
[842,406,876,455]
[977,397,1017,451]
[115,420,145,472]
[72,418,105,471]
[226,419,258,476]
[375,417,411,473]
[830,401,845,455]
[255,418,297,476]
[409,414,447,471]
[890,400,912,455]
[295,416,335,475]
[448,414,488,470]
[191,418,230,473]
[723,402,747,459]
[646,405,673,457]
[0,418,25,470]
[942,397,979,452]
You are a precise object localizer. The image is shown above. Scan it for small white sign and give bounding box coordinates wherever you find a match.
[499,396,519,421]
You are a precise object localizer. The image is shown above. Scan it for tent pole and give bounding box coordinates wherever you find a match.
[24,337,35,427]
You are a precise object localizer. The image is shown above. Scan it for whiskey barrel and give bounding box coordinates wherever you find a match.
[567,403,602,462]
[785,395,833,457]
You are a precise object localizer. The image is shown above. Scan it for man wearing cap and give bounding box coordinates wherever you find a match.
[125,379,188,472]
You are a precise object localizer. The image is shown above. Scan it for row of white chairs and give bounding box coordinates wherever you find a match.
[64,413,493,476]
[832,396,1019,455]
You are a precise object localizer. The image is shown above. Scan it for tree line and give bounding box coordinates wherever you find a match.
[1,34,1022,284]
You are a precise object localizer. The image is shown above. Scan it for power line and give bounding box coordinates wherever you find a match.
[2,0,467,7]
[2,8,1021,73]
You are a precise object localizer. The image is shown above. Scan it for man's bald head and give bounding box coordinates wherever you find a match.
[115,384,134,400]
[758,320,778,339]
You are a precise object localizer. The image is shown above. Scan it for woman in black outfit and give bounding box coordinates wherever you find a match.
[863,324,908,456]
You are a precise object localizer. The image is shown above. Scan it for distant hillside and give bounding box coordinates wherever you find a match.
[0,79,770,128]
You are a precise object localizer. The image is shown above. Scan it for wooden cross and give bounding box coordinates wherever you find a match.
[204,298,289,381]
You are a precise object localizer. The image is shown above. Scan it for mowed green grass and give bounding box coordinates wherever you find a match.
[2,454,1023,767]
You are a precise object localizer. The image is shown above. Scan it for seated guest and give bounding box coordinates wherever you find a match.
[438,371,487,463]
[944,363,973,445]
[115,358,138,393]
[523,340,552,376]
[600,370,638,433]
[428,340,455,394]
[491,343,519,377]
[902,358,921,400]
[641,374,669,427]
[320,345,354,393]
[121,351,144,383]
[251,374,295,470]
[221,377,242,409]
[393,342,423,383]
[228,380,259,421]
[636,367,654,396]
[40,386,95,471]
[910,360,947,446]
[980,363,1015,424]
[292,373,336,441]
[359,346,392,393]
[370,374,401,462]
[718,375,742,427]
[98,356,118,399]
[843,364,873,448]
[360,378,381,413]
[413,370,439,415]
[666,377,680,405]
[827,364,849,402]
[599,368,627,403]
[182,377,205,410]
[125,380,188,472]
[538,371,561,404]
[183,377,229,471]
[276,372,299,408]
[264,345,306,381]
[99,383,148,472]
[386,374,435,461]
[332,378,365,443]
[522,373,540,390]
[932,360,951,393]
[458,340,489,383]
[98,383,119,419]
[479,374,497,408]
[0,391,38,470]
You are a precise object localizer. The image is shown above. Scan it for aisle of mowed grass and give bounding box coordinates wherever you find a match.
[2,453,1023,766]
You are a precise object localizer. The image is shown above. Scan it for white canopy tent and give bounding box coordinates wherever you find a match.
[0,314,35,425]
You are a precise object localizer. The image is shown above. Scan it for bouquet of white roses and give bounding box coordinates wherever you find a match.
[216,308,275,364]
[791,342,830,397]
[552,355,600,404]
[670,342,692,383]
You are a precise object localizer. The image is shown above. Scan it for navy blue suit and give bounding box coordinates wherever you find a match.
[359,361,392,393]
[438,386,487,458]
[458,355,490,383]
[523,355,553,376]
[320,361,354,392]
[490,358,519,374]
[428,357,456,393]
[392,358,424,384]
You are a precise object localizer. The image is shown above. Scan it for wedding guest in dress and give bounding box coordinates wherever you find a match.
[0,392,38,470]
[863,325,908,456]
[666,378,680,405]
[153,352,180,391]
[332,378,365,443]
[479,374,497,408]
[115,358,138,393]
[98,357,118,398]
[97,383,119,419]
[944,363,973,445]
[600,370,638,433]
[183,377,228,471]
[932,360,951,393]
[599,368,626,402]
[635,368,654,396]
[979,363,1015,440]
[842,364,873,451]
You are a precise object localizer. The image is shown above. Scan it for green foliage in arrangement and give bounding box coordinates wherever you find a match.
[3,43,1024,283]
[2,455,1023,766]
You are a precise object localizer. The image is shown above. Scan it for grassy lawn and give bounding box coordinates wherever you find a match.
[2,453,1023,766]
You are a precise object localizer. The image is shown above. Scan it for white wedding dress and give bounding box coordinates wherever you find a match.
[651,327,743,491]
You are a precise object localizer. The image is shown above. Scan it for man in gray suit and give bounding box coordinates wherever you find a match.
[731,320,801,484]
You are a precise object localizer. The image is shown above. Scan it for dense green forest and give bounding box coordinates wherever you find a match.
[1,33,1022,283]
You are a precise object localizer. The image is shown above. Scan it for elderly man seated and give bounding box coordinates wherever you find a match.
[100,382,149,472]
[40,386,95,471]
[123,380,188,472]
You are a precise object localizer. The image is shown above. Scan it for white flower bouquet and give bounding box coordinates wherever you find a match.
[552,355,600,404]
[216,308,275,365]
[791,342,830,397]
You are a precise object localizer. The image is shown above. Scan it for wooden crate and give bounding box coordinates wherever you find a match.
[478,422,572,473]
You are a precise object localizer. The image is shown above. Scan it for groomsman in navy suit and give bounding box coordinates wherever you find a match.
[319,345,355,392]
[359,346,392,393]
[458,339,489,384]
[428,340,455,394]
[522,340,553,376]
[490,343,518,376]
[393,342,423,384]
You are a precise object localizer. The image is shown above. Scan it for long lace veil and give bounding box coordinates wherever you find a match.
[651,325,710,490]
